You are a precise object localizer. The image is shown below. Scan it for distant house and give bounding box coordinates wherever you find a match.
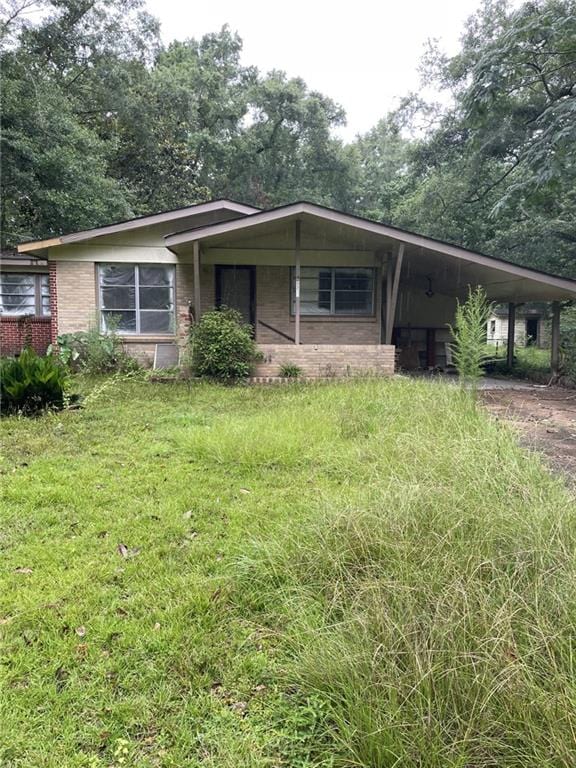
[487,304,547,350]
[12,200,576,376]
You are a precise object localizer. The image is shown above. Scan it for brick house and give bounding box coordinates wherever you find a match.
[13,200,576,376]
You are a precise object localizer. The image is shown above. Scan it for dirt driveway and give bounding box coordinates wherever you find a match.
[481,385,576,485]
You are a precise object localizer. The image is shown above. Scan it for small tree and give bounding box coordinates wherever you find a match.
[189,307,257,382]
[450,286,493,389]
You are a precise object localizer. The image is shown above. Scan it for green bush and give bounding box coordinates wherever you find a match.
[189,307,257,381]
[0,348,70,415]
[50,321,138,374]
[560,305,576,384]
[450,286,493,387]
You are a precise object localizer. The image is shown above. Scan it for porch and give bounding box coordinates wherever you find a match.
[167,203,576,378]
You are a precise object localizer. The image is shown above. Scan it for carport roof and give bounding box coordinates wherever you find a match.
[165,201,576,303]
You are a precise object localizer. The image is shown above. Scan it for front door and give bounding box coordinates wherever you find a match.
[215,266,256,328]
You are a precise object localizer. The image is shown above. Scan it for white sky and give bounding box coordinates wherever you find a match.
[145,0,483,141]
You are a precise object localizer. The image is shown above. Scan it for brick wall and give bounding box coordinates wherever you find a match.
[0,317,52,356]
[255,266,381,344]
[55,261,97,333]
[175,263,214,349]
[255,344,395,378]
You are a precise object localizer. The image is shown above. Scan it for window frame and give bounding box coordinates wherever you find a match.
[98,263,175,336]
[290,266,376,317]
[0,272,50,317]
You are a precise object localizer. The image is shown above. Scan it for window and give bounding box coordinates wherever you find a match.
[0,273,50,316]
[98,264,175,334]
[292,267,374,316]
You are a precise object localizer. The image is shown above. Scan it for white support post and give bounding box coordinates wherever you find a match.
[294,220,301,345]
[385,243,404,345]
[193,241,201,323]
[551,300,561,375]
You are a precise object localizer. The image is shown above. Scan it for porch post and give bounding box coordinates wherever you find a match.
[506,302,515,368]
[294,219,301,345]
[385,243,404,345]
[193,241,201,323]
[551,300,561,375]
[385,254,393,344]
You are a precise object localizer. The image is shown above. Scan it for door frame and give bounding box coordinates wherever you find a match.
[215,265,256,328]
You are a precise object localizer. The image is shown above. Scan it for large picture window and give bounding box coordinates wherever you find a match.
[0,273,50,316]
[98,264,175,334]
[292,267,374,316]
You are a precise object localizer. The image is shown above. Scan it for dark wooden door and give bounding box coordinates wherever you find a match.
[215,266,256,328]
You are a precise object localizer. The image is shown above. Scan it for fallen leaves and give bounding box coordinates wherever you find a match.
[117,543,140,559]
[14,567,33,575]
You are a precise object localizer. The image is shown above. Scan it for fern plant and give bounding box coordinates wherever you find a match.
[449,286,493,388]
[1,348,70,415]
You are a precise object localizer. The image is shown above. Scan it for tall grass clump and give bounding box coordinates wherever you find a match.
[233,379,576,767]
[450,286,493,388]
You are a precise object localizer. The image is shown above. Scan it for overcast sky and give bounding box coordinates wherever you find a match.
[145,0,484,141]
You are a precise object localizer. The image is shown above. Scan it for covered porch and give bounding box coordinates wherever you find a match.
[166,203,576,377]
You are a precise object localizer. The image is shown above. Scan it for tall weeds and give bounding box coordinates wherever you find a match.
[450,286,493,388]
[233,380,576,767]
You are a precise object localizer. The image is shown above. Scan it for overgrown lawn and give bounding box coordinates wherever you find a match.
[1,377,575,767]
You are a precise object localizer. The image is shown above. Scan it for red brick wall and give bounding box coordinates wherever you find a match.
[0,316,52,356]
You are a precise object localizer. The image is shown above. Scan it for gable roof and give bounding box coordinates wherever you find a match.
[165,201,576,301]
[17,199,260,256]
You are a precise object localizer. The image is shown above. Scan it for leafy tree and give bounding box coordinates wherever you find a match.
[226,70,353,209]
[0,0,159,246]
[378,0,576,278]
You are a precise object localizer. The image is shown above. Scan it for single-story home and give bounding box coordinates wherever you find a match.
[10,199,576,376]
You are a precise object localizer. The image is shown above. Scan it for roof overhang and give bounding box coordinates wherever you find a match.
[17,199,260,257]
[165,202,576,303]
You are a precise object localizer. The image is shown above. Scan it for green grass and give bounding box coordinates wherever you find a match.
[490,345,552,380]
[1,376,575,767]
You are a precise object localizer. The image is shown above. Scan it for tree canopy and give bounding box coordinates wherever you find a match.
[1,0,574,280]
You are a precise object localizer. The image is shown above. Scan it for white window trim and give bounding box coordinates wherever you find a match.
[291,266,375,317]
[98,263,175,335]
[0,273,50,317]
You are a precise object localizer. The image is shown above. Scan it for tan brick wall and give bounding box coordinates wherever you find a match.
[255,266,381,344]
[53,261,386,370]
[255,344,395,378]
[55,261,97,333]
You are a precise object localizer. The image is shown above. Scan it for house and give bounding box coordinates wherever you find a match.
[13,200,576,377]
[0,250,51,356]
[487,304,547,350]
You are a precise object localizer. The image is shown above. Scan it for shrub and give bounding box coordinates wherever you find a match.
[0,348,70,415]
[449,286,493,387]
[50,320,138,374]
[279,362,302,379]
[189,307,257,382]
[560,305,576,384]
